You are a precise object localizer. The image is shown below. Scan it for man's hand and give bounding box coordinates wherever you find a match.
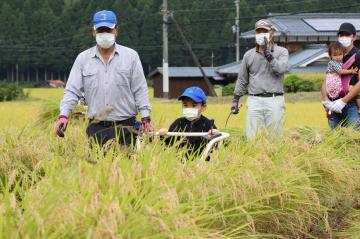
[330,99,347,113]
[263,37,273,62]
[231,96,240,114]
[55,115,68,137]
[141,117,153,134]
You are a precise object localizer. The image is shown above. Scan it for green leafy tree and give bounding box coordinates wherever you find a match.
[0,0,360,82]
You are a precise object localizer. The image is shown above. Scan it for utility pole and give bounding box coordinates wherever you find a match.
[162,0,169,98]
[16,63,19,85]
[235,0,240,62]
[170,13,217,97]
[211,52,215,67]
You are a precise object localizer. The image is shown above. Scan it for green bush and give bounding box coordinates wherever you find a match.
[223,75,322,95]
[297,79,315,92]
[312,78,324,91]
[284,75,321,93]
[0,82,27,101]
[222,83,235,96]
[284,75,301,93]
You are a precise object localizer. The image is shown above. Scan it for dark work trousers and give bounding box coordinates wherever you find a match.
[86,117,137,148]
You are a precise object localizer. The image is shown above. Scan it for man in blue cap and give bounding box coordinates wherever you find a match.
[158,86,218,159]
[55,10,152,148]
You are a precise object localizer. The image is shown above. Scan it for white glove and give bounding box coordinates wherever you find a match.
[330,99,346,113]
[321,100,334,110]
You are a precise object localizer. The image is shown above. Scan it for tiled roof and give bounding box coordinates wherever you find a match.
[149,44,330,79]
[148,67,218,78]
[215,61,241,75]
[288,44,328,68]
[242,13,360,40]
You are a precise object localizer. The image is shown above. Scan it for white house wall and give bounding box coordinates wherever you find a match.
[299,52,329,67]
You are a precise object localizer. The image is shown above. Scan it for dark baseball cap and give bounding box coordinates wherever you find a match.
[255,19,277,31]
[338,22,356,35]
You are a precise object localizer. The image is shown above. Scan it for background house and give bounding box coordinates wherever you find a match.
[241,13,360,72]
[34,79,66,88]
[149,67,220,98]
[241,13,360,52]
[151,13,360,98]
[150,63,253,98]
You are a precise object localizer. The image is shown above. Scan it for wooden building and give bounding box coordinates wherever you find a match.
[149,67,221,98]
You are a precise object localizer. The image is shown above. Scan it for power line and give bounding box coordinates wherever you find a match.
[169,0,320,10]
[170,0,315,12]
[170,7,233,13]
[0,41,235,53]
[5,2,358,53]
[169,3,360,25]
[169,0,234,9]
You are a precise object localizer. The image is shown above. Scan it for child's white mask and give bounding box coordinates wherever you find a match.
[183,108,199,121]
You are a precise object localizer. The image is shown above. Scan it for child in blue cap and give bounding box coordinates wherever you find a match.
[159,86,218,158]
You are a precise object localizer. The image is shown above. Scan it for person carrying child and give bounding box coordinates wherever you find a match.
[158,86,219,159]
[324,42,359,112]
[321,22,360,129]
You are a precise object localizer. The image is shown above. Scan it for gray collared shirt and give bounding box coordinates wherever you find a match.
[234,44,289,97]
[60,44,151,121]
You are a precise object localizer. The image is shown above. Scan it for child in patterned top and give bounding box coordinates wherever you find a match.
[325,42,358,102]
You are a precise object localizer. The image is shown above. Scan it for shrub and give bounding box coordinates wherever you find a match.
[222,83,235,96]
[312,78,324,91]
[298,79,315,92]
[223,74,322,95]
[222,74,323,96]
[284,75,321,93]
[284,75,302,93]
[0,82,27,101]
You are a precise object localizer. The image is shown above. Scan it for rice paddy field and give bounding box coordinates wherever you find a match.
[0,88,360,238]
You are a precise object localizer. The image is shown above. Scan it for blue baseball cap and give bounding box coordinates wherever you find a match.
[178,86,207,104]
[93,10,117,29]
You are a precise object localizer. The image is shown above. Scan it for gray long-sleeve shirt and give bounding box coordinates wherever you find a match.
[60,44,151,121]
[234,44,289,97]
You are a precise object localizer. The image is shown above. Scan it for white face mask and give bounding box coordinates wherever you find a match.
[183,107,200,121]
[338,36,352,48]
[255,33,270,45]
[96,33,115,49]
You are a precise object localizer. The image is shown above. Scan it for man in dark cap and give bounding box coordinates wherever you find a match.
[321,22,360,129]
[230,19,288,139]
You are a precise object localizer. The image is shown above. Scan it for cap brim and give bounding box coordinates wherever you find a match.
[338,30,354,35]
[94,22,116,30]
[178,94,202,103]
[255,26,272,31]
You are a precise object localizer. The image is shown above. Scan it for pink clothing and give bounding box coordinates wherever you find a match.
[325,73,342,99]
[339,54,356,98]
[326,54,356,100]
